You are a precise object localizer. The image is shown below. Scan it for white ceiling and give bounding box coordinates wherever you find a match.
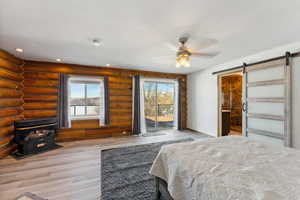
[1,0,300,74]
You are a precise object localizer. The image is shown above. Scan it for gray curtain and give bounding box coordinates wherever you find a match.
[177,78,182,130]
[132,75,141,135]
[58,73,69,128]
[104,76,110,125]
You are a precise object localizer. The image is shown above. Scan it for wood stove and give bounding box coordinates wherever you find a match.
[13,118,60,158]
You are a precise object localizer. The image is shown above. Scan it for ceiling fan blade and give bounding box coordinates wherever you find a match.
[165,43,178,52]
[191,52,220,57]
[153,55,176,61]
[195,38,218,50]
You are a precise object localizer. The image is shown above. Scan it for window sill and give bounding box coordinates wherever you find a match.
[71,116,101,121]
[59,125,113,131]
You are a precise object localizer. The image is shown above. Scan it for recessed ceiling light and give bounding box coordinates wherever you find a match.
[56,58,62,62]
[93,39,101,46]
[106,64,110,67]
[15,48,23,52]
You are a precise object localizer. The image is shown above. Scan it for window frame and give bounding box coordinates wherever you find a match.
[68,76,105,121]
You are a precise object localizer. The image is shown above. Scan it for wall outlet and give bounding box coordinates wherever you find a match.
[122,131,127,135]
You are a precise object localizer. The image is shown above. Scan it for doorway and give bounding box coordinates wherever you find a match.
[216,59,291,146]
[143,81,175,132]
[218,72,243,136]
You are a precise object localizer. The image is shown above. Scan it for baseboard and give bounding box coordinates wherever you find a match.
[185,128,201,133]
[185,128,216,138]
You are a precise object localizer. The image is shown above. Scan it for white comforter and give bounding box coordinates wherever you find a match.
[149,136,300,200]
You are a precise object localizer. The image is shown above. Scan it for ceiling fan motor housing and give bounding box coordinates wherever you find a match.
[177,47,192,57]
[179,36,188,45]
[177,36,191,56]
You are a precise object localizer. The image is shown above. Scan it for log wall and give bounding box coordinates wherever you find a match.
[23,61,187,142]
[221,75,242,132]
[0,50,24,158]
[0,48,187,156]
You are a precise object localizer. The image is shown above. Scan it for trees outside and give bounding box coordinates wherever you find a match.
[143,82,175,131]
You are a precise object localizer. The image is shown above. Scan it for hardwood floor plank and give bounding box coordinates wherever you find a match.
[0,130,208,200]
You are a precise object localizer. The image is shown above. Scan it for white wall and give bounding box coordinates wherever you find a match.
[187,42,300,148]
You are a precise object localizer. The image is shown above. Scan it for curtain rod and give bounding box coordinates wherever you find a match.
[212,51,300,75]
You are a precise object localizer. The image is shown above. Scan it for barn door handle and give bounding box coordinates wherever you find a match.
[242,103,247,112]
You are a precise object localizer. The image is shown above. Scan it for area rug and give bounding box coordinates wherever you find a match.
[141,132,167,137]
[16,192,47,200]
[101,138,193,200]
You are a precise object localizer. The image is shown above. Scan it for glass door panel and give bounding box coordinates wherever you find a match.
[157,83,175,130]
[144,81,175,132]
[144,82,157,132]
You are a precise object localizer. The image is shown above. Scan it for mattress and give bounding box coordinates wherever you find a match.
[149,136,300,200]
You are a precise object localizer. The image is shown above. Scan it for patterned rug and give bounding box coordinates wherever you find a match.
[16,192,47,200]
[141,132,167,137]
[101,138,193,200]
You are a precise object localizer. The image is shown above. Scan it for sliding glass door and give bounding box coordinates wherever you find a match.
[143,81,175,132]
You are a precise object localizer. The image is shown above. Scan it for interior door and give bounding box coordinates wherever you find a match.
[243,57,292,147]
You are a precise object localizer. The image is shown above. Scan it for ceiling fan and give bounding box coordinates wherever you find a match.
[175,36,219,68]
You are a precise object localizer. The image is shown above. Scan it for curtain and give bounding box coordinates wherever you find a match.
[58,73,70,128]
[177,78,182,130]
[132,75,141,135]
[104,76,110,125]
[173,80,179,130]
[140,78,147,134]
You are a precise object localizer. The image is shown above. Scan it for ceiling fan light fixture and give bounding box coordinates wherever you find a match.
[176,52,191,68]
[184,60,191,68]
[15,48,23,52]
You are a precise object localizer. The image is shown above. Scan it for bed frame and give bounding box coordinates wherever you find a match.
[155,177,174,200]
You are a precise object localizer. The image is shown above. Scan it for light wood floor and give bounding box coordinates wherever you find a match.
[0,130,208,200]
[228,130,242,136]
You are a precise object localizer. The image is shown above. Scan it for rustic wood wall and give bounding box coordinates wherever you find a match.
[23,61,187,142]
[0,50,24,158]
[221,75,242,131]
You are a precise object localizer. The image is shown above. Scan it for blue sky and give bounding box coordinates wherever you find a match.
[71,82,174,99]
[144,82,174,93]
[71,83,100,98]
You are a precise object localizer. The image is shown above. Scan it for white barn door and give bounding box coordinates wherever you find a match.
[243,56,292,147]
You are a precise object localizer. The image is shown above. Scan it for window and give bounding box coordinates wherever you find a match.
[69,76,104,121]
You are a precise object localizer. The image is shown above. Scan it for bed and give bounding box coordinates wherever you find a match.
[150,136,300,200]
